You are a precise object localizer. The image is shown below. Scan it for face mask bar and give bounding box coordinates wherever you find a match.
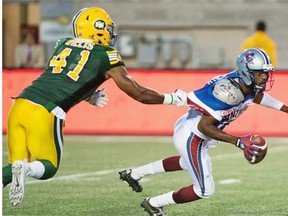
[107,23,117,47]
[265,71,275,91]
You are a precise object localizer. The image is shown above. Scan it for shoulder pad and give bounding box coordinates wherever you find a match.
[212,78,244,105]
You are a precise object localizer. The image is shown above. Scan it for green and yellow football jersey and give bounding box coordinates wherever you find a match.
[18,38,125,112]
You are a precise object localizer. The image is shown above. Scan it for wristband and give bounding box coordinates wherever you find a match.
[236,138,244,149]
[163,94,173,104]
[236,138,240,147]
[260,93,284,110]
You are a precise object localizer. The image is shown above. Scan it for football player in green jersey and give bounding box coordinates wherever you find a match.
[2,7,187,206]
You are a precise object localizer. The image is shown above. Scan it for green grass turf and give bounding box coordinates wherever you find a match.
[2,136,288,216]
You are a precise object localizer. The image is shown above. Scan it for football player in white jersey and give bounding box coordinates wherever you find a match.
[119,48,288,216]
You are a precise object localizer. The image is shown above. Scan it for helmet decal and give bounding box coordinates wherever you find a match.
[94,20,106,30]
[240,52,255,64]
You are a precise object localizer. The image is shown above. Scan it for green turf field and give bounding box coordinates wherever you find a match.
[2,136,288,216]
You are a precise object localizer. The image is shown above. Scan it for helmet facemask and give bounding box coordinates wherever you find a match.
[106,23,117,46]
[251,70,274,92]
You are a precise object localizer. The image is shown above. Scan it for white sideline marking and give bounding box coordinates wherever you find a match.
[26,168,151,185]
[26,169,117,185]
[218,179,241,185]
[8,145,288,185]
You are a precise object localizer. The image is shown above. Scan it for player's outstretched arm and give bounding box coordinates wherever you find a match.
[254,92,288,113]
[106,66,187,106]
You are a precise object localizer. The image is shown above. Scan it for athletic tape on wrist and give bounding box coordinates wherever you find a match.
[163,94,173,104]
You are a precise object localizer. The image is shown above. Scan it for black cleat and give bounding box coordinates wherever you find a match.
[141,198,166,216]
[119,169,143,193]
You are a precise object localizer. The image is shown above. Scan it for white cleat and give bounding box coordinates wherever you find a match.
[9,160,30,206]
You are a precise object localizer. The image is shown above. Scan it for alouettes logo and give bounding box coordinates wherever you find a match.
[240,52,255,64]
[94,20,106,30]
[221,103,249,121]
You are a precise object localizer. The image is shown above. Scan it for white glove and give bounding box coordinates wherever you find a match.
[172,89,188,107]
[163,89,187,107]
[86,88,109,107]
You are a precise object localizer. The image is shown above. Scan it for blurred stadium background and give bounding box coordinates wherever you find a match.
[3,0,288,69]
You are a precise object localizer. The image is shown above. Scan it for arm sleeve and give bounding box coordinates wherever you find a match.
[259,93,284,110]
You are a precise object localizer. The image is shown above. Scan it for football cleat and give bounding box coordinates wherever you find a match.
[141,198,166,216]
[9,160,30,206]
[119,169,143,192]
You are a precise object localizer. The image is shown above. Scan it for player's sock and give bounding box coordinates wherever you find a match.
[28,161,45,179]
[163,156,182,171]
[2,165,12,188]
[131,160,165,180]
[149,191,176,208]
[172,185,201,203]
[37,160,57,180]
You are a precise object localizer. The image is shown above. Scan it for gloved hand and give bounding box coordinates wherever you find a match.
[86,88,109,107]
[172,89,188,107]
[164,89,187,107]
[236,134,262,157]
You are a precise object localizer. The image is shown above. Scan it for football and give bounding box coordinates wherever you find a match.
[244,135,268,164]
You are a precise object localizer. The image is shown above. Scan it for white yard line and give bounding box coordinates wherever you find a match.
[26,169,118,184]
[2,136,287,186]
[218,179,241,185]
[24,145,288,185]
[26,168,151,185]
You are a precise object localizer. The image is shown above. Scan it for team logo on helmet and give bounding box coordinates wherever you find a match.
[94,20,106,30]
[240,52,255,64]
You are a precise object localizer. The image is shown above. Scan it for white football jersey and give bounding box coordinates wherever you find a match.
[187,70,256,130]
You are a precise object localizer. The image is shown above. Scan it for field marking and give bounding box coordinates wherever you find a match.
[3,142,287,157]
[218,179,241,185]
[26,169,117,185]
[5,145,288,186]
[26,168,151,185]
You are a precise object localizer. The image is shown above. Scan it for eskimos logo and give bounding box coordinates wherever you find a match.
[94,20,106,30]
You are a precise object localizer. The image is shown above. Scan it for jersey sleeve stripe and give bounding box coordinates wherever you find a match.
[106,50,122,64]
